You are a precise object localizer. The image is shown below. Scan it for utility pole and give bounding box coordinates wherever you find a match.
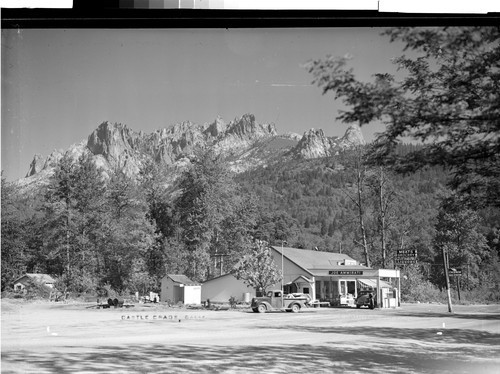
[281,240,287,304]
[441,246,453,313]
[66,203,71,289]
[281,241,284,292]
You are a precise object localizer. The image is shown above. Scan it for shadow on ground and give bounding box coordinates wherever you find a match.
[265,325,500,347]
[2,340,499,374]
[395,311,500,321]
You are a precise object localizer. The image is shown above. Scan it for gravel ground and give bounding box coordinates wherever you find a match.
[2,300,499,373]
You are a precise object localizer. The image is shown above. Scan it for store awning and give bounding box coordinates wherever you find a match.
[358,279,393,289]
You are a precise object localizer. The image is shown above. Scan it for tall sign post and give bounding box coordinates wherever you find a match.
[395,249,418,309]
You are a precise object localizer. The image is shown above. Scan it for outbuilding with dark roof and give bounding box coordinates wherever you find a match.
[13,273,56,292]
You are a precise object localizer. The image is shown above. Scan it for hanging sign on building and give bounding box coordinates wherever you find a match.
[329,270,364,276]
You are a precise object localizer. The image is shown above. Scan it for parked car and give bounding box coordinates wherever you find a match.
[356,290,375,309]
[251,290,309,313]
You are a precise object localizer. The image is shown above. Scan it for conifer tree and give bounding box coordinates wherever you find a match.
[1,176,29,290]
[174,149,256,281]
[433,193,490,290]
[43,153,106,292]
[102,170,156,291]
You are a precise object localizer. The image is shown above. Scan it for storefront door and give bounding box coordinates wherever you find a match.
[339,280,356,296]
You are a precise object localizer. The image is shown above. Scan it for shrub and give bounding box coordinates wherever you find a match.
[449,285,500,304]
[23,280,53,300]
[229,296,238,308]
[101,283,119,299]
[401,264,442,303]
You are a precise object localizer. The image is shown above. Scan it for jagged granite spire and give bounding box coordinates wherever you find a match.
[292,124,365,159]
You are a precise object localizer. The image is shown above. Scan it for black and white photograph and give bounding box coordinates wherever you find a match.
[2,7,500,373]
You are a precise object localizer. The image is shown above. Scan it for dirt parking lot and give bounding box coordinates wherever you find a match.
[2,300,499,373]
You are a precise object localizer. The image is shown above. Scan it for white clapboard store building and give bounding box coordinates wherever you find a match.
[201,246,400,308]
[268,246,400,308]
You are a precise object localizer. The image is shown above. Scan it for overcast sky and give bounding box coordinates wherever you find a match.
[2,28,405,181]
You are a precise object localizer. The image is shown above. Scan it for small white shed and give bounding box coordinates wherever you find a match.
[201,273,255,304]
[160,274,201,305]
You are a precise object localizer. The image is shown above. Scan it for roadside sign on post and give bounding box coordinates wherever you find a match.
[395,249,418,265]
[396,250,417,257]
[448,268,462,276]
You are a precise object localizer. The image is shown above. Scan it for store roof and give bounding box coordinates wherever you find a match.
[271,246,371,272]
[165,274,199,285]
[13,273,56,285]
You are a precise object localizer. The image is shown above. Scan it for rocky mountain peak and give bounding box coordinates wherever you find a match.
[296,129,333,159]
[87,122,135,159]
[204,116,227,138]
[83,114,279,176]
[86,121,143,176]
[339,124,365,148]
[25,148,66,178]
[25,154,44,177]
[209,114,277,157]
[226,113,277,138]
[293,124,365,159]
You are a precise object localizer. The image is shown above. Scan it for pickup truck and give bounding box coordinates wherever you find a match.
[251,290,310,313]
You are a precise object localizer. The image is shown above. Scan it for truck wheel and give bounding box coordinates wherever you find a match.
[291,303,300,313]
[257,304,267,313]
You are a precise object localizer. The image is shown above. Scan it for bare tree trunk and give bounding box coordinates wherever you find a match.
[353,149,370,268]
[66,205,71,282]
[357,169,371,268]
[370,166,398,269]
[377,167,387,269]
[340,146,371,267]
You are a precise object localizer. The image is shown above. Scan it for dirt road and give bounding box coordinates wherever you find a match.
[2,300,499,373]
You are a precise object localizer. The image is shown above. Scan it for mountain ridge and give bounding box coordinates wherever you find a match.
[17,113,365,191]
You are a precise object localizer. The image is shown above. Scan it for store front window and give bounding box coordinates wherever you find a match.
[340,280,356,296]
